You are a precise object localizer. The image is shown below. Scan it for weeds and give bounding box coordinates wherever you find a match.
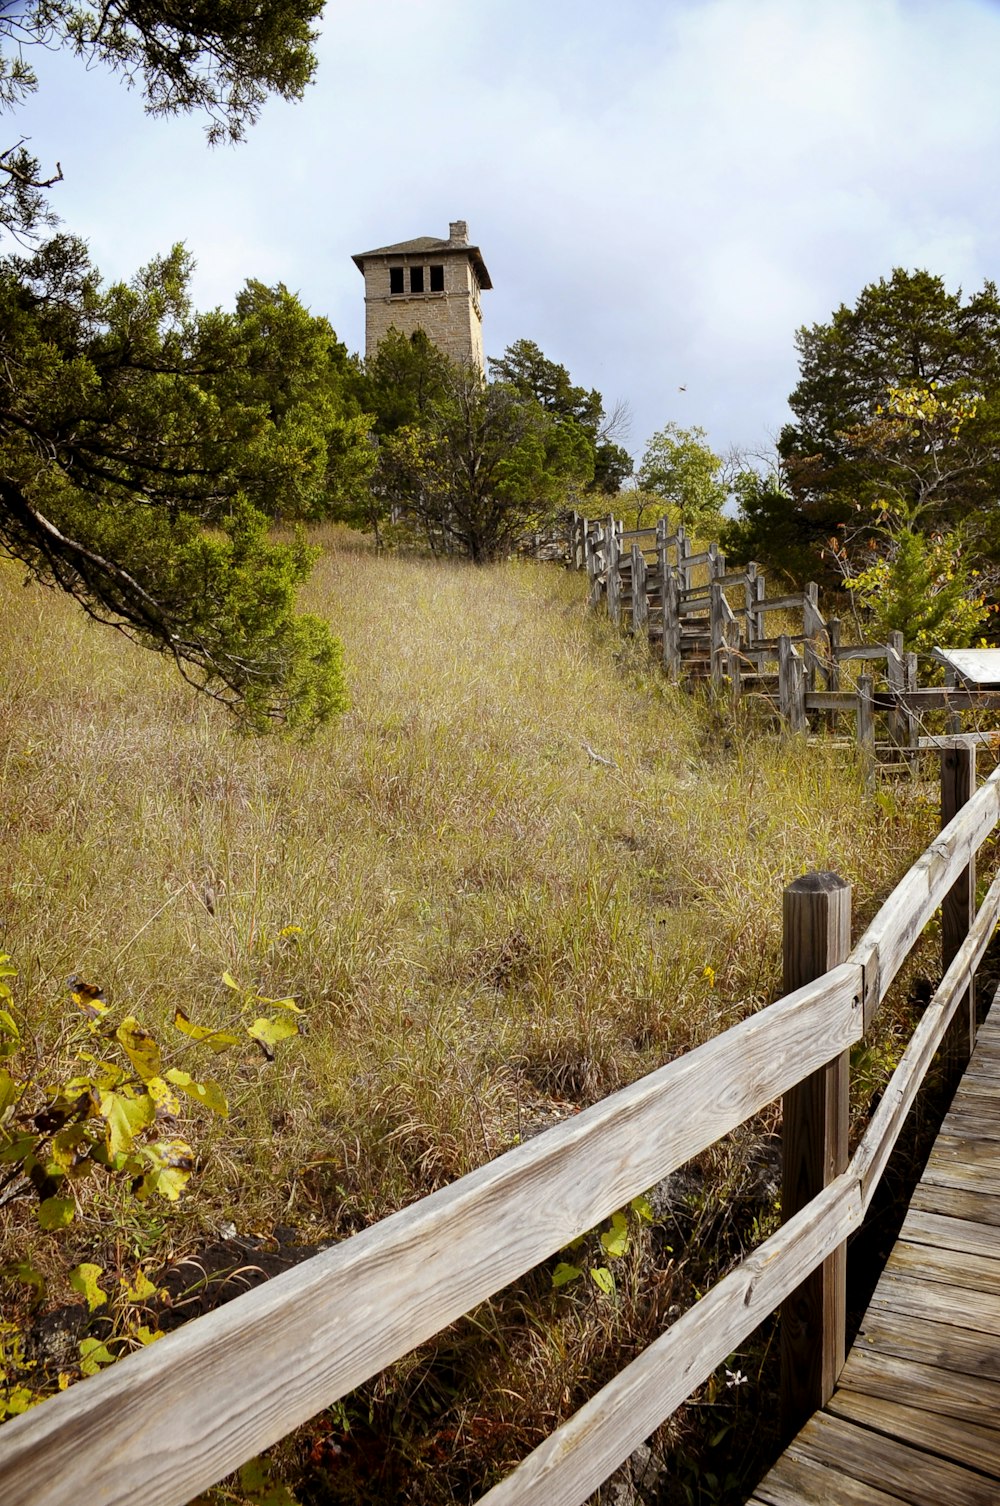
[0,528,941,1503]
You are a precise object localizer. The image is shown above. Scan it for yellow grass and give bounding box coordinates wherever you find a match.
[0,528,940,1502]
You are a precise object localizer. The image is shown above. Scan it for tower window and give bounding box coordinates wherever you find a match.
[430,264,445,292]
[389,267,404,294]
[410,266,425,294]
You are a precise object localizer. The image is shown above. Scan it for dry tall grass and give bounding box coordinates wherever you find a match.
[0,528,939,1503]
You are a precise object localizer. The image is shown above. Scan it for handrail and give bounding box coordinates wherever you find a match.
[2,766,999,1506]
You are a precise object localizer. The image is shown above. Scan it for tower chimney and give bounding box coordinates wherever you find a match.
[449,220,469,244]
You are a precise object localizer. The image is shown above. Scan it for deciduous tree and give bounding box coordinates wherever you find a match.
[636,422,727,536]
[376,366,594,563]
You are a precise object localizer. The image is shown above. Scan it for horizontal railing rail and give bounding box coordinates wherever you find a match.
[1,759,998,1506]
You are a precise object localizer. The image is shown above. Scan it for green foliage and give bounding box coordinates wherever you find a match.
[721,465,827,583]
[375,365,594,563]
[839,508,989,654]
[0,2,323,241]
[0,949,305,1420]
[0,2,344,732]
[777,268,1000,579]
[637,422,728,535]
[0,961,231,1224]
[228,280,375,523]
[0,237,348,730]
[550,1195,654,1299]
[489,337,633,493]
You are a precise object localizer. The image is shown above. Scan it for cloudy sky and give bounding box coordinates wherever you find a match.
[15,0,1000,469]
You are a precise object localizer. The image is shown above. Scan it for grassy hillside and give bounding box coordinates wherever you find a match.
[0,529,938,1503]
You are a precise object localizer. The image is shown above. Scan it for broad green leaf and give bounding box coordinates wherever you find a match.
[221,971,241,991]
[98,1087,155,1157]
[0,1132,34,1165]
[551,1261,583,1288]
[600,1211,630,1259]
[4,1260,46,1302]
[173,1008,239,1054]
[37,1196,74,1230]
[1,1386,34,1415]
[51,1124,96,1174]
[116,1017,161,1081]
[630,1194,655,1224]
[589,1266,615,1295]
[78,1338,115,1376]
[247,1015,298,1055]
[0,956,18,979]
[69,1263,108,1311]
[164,1069,228,1117]
[67,1061,122,1093]
[135,1325,164,1345]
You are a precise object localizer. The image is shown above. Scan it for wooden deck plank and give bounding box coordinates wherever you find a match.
[854,1308,1000,1382]
[865,1269,1000,1336]
[897,1206,1000,1258]
[926,1133,1000,1170]
[910,1179,1000,1224]
[749,1001,1000,1503]
[780,1410,1000,1506]
[748,1447,910,1504]
[828,1389,1000,1477]
[837,1345,1000,1429]
[879,1237,1000,1295]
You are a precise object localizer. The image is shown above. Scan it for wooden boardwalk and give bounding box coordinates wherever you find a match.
[749,996,1000,1505]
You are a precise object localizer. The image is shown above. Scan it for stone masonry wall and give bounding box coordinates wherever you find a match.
[363,253,484,371]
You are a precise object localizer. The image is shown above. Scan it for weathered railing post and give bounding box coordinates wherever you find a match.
[942,743,977,1073]
[606,519,621,627]
[662,564,681,680]
[886,631,906,747]
[780,872,851,1440]
[631,543,648,638]
[856,672,874,753]
[778,635,806,733]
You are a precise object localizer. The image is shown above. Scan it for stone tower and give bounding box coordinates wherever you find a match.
[352,220,492,372]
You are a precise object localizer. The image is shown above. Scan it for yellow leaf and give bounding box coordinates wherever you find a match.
[36,1196,75,1230]
[98,1087,155,1158]
[122,1271,157,1303]
[173,1008,239,1054]
[221,971,240,991]
[164,1068,228,1117]
[115,1018,161,1082]
[146,1076,181,1115]
[247,1015,298,1059]
[69,1263,108,1312]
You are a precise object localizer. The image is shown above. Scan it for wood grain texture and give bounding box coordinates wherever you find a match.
[838,1345,1000,1428]
[828,1389,1000,1478]
[475,1173,864,1506]
[0,963,861,1506]
[750,1449,910,1505]
[767,1410,999,1506]
[852,877,1000,1204]
[941,744,977,1074]
[849,761,1000,1029]
[780,873,851,1434]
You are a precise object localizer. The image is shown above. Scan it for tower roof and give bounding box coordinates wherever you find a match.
[352,228,492,290]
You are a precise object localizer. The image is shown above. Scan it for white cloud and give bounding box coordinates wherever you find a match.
[11,0,1000,459]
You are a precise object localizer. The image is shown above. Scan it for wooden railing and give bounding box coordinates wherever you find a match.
[570,511,1000,751]
[1,753,998,1506]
